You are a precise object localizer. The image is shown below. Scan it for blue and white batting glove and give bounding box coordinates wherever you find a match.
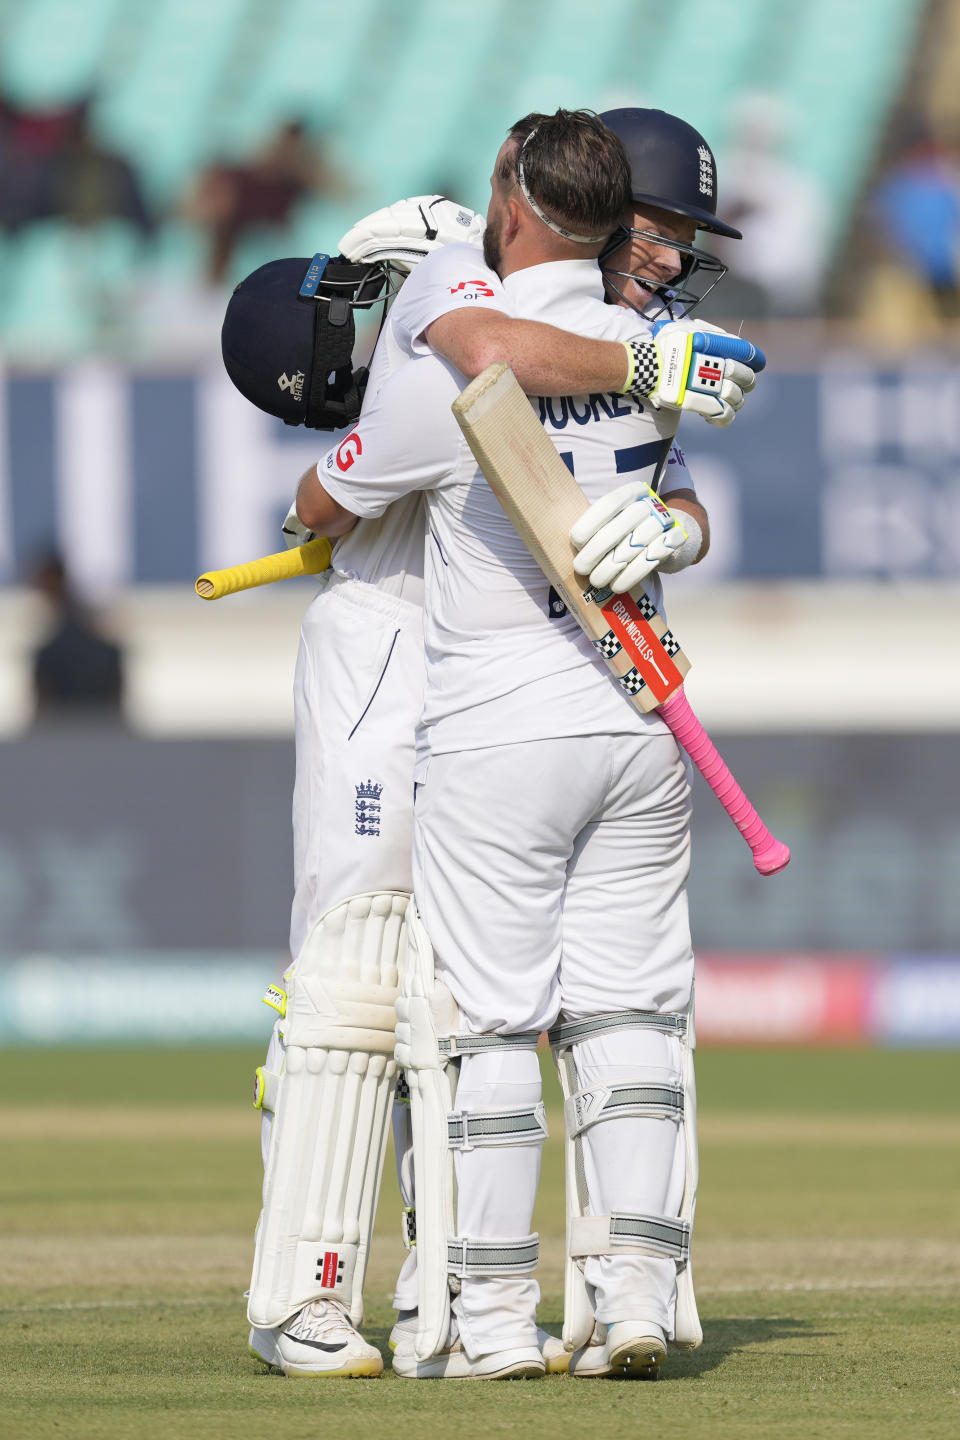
[621,319,766,428]
[338,195,485,274]
[571,480,698,593]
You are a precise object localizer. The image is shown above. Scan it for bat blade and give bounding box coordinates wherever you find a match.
[452,362,790,876]
[451,361,688,711]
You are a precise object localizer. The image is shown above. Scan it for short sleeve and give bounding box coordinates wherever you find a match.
[390,243,509,355]
[317,353,466,518]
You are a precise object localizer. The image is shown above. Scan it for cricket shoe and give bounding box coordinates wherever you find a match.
[568,1320,667,1380]
[390,1310,562,1373]
[249,1298,383,1377]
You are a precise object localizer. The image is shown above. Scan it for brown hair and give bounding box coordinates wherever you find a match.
[497,109,630,239]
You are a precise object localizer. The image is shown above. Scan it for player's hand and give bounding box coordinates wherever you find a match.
[338,195,485,274]
[643,319,765,428]
[570,480,688,592]
[281,501,313,549]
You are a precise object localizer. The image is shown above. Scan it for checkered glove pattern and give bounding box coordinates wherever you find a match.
[618,338,660,398]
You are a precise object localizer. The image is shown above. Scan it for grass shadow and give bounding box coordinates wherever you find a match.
[533,1313,830,1382]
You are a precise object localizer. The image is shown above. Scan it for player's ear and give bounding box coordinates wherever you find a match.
[503,195,523,244]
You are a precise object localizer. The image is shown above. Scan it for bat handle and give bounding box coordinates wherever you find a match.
[658,688,790,875]
[692,331,766,372]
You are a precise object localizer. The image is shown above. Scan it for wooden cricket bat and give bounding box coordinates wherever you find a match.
[195,536,332,599]
[452,362,789,876]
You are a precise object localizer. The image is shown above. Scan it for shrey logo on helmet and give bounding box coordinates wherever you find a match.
[277,371,305,399]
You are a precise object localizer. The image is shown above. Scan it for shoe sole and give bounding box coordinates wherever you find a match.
[543,1350,571,1375]
[608,1336,666,1381]
[393,1355,545,1380]
[249,1342,383,1379]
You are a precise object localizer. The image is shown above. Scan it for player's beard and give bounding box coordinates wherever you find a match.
[482,213,503,273]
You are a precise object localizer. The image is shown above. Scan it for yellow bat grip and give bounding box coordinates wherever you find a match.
[195,537,333,599]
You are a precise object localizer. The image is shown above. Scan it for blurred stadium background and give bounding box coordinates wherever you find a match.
[1,0,959,1052]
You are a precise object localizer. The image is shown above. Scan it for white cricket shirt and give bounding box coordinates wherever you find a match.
[319,257,697,770]
[325,245,507,599]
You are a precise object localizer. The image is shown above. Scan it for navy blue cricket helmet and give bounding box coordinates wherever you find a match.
[599,107,740,315]
[602,107,741,239]
[221,254,389,429]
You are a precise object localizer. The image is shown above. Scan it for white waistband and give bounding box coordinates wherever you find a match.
[323,570,424,625]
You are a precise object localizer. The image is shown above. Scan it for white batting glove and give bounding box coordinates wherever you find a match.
[281,501,313,549]
[635,319,764,428]
[338,195,485,274]
[570,481,695,592]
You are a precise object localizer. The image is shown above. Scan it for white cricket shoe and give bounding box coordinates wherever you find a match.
[538,1326,571,1373]
[568,1320,667,1380]
[389,1310,561,1374]
[249,1298,383,1378]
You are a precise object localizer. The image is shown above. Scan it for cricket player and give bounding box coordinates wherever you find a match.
[227,106,759,1376]
[275,109,756,1380]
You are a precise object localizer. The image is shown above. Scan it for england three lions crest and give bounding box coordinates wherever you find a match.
[355,780,383,837]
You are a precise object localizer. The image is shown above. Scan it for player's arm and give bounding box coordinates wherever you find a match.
[659,488,710,564]
[342,197,763,418]
[295,464,358,536]
[297,355,462,535]
[424,309,631,398]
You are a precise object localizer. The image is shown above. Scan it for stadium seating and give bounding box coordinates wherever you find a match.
[0,0,931,356]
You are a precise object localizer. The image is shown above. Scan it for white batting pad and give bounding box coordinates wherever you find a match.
[550,1007,702,1353]
[394,901,459,1361]
[247,891,407,1330]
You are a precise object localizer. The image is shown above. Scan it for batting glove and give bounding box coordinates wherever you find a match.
[338,195,485,274]
[281,501,313,549]
[570,480,698,592]
[623,319,765,428]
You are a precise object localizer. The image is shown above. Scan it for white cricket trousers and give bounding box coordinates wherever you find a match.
[263,574,424,1312]
[290,574,424,958]
[413,731,693,1352]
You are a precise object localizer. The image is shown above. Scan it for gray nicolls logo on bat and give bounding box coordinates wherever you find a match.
[355,780,383,836]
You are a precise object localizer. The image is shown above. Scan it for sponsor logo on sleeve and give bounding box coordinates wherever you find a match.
[335,432,363,471]
[448,279,496,299]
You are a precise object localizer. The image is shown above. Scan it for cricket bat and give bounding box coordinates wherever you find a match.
[195,536,332,599]
[452,362,789,876]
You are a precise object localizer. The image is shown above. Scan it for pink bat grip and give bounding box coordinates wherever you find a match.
[658,688,790,875]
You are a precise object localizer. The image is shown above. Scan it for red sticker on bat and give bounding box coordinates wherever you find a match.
[600,593,684,703]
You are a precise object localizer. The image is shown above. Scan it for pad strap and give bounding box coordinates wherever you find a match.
[570,1212,691,1262]
[549,1010,687,1050]
[447,1234,540,1278]
[253,1065,282,1114]
[447,1102,548,1151]
[438,1030,541,1057]
[564,1082,683,1137]
[401,1205,417,1250]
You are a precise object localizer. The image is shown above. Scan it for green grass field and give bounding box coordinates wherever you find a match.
[2,1046,958,1439]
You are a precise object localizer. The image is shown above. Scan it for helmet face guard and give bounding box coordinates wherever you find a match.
[221,253,399,430]
[598,107,739,318]
[600,223,728,319]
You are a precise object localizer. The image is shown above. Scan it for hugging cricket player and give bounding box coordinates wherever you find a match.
[211,107,784,1379]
